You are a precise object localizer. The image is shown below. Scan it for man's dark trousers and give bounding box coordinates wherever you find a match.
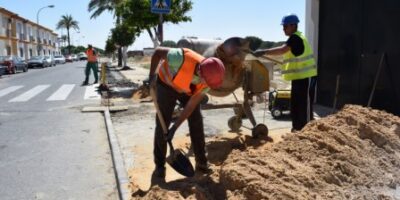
[290,76,316,131]
[153,80,207,168]
[84,62,99,83]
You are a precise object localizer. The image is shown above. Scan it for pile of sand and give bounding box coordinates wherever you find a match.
[131,105,400,199]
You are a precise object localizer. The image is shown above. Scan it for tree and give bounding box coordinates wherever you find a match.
[111,23,140,66]
[245,36,263,51]
[104,37,117,55]
[111,23,138,47]
[161,40,177,47]
[88,0,121,19]
[56,15,79,54]
[88,0,124,66]
[117,0,193,47]
[60,35,67,47]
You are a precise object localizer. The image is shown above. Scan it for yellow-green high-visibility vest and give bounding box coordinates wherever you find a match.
[281,31,317,81]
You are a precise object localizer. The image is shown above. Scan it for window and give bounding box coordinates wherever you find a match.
[19,48,23,57]
[6,46,11,55]
[29,48,32,57]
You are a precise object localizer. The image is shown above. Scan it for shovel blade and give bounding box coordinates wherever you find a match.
[166,148,195,177]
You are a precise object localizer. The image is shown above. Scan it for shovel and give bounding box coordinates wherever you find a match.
[149,81,195,177]
[244,49,283,65]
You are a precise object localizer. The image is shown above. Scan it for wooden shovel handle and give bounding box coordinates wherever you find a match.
[149,83,168,134]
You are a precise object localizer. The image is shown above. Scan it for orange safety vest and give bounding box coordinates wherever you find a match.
[158,48,208,95]
[86,49,98,62]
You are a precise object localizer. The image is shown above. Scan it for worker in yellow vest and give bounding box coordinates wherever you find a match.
[82,44,98,85]
[254,14,317,132]
[148,47,225,179]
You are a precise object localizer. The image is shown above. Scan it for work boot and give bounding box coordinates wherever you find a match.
[153,166,166,178]
[195,163,212,174]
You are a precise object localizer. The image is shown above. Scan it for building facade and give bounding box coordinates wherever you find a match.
[0,7,60,60]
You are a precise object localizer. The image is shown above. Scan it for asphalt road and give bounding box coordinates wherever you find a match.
[0,62,118,200]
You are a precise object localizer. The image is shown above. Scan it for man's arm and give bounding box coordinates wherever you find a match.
[254,44,291,57]
[149,47,169,78]
[173,92,206,129]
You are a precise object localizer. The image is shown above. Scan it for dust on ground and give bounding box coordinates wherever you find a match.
[129,105,400,200]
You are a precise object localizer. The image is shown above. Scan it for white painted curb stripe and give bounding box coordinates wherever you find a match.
[84,84,100,100]
[9,85,50,102]
[47,84,75,101]
[0,86,24,98]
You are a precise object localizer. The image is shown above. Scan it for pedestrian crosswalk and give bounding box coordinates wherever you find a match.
[0,84,101,103]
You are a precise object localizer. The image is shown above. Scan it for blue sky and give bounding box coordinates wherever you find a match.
[0,0,305,50]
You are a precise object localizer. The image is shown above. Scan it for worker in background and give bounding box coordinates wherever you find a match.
[82,44,98,85]
[147,47,225,178]
[254,14,317,132]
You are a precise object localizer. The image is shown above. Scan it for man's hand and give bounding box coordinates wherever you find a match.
[252,49,267,57]
[165,124,178,142]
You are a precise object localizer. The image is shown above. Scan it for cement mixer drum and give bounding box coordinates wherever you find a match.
[177,37,250,97]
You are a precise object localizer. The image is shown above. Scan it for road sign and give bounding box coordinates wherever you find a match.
[151,0,171,14]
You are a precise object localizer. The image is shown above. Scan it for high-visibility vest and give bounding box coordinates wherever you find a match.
[158,48,208,95]
[86,49,98,62]
[281,31,317,81]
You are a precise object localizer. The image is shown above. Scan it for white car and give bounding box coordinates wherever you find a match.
[44,56,56,66]
[54,55,66,64]
[78,52,87,60]
[71,54,79,61]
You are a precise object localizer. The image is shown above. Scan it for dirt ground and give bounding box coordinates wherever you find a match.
[128,105,400,200]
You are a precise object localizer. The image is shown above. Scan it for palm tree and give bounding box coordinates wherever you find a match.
[88,0,120,19]
[88,0,123,66]
[56,15,79,54]
[61,35,67,47]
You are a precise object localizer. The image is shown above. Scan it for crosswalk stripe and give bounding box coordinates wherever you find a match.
[84,84,101,100]
[46,84,75,101]
[9,85,50,102]
[0,86,24,98]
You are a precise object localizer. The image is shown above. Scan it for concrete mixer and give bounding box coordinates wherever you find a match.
[177,37,270,138]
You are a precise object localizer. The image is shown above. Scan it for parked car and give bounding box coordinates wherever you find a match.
[71,54,79,61]
[0,55,28,74]
[54,55,66,64]
[78,52,87,60]
[44,55,56,66]
[27,56,50,68]
[65,55,73,62]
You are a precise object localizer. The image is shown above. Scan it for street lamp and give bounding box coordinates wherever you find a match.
[36,5,54,55]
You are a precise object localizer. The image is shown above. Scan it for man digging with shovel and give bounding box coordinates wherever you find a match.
[147,47,225,179]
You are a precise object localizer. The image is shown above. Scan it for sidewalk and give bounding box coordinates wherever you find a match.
[106,59,332,194]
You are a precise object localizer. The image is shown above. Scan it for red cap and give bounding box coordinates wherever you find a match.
[199,57,225,89]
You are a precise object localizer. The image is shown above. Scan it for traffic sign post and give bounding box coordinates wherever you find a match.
[151,0,171,44]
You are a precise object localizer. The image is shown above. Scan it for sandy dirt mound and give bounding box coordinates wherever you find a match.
[131,105,400,199]
[131,85,151,102]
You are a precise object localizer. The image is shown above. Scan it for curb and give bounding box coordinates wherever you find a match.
[104,108,130,200]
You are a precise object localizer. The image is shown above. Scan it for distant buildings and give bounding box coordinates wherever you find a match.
[0,7,60,60]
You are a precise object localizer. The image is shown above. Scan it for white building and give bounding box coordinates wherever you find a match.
[0,7,60,59]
